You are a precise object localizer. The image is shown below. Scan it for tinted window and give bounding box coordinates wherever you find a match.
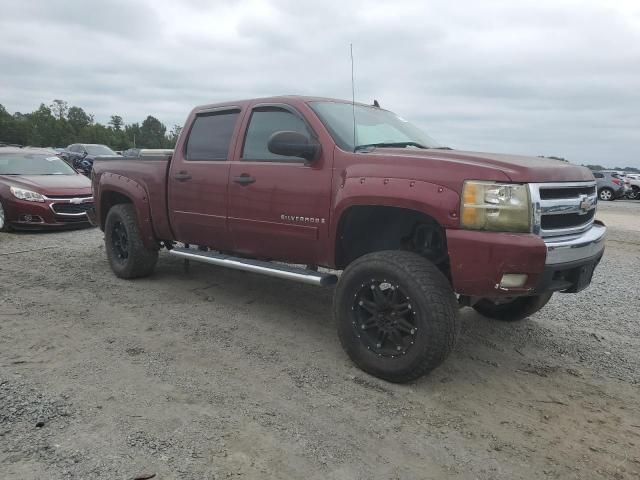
[185,110,240,161]
[593,172,603,178]
[242,107,311,162]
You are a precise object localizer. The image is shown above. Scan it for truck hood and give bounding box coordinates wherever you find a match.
[363,148,594,183]
[0,174,92,196]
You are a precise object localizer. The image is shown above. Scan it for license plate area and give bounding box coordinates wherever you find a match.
[556,258,598,293]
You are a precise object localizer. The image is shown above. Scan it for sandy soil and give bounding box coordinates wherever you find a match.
[1,201,639,480]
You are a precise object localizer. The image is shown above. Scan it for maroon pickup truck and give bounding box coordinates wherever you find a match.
[90,96,606,382]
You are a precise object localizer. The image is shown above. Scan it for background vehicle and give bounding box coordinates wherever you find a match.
[0,146,93,231]
[60,143,119,176]
[623,173,640,200]
[122,148,174,158]
[91,96,606,383]
[593,171,625,201]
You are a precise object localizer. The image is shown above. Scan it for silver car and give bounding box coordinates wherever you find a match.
[593,171,626,201]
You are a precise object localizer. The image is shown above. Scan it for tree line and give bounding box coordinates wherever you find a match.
[0,99,181,150]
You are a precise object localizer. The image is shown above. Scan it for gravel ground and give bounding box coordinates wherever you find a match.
[1,200,639,480]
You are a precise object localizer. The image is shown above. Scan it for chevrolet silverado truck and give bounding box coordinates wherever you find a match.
[90,96,606,383]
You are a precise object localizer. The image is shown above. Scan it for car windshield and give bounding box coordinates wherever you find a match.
[85,144,116,156]
[309,101,443,151]
[0,153,77,175]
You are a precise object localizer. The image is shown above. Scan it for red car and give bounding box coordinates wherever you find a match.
[0,146,94,231]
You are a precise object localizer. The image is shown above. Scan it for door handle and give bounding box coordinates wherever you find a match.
[174,172,192,181]
[233,174,256,186]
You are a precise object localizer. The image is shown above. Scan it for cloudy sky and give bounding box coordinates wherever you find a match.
[1,0,639,167]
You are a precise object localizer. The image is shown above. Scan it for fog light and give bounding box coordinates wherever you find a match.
[19,215,43,223]
[500,274,528,288]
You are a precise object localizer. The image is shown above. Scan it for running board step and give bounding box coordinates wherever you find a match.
[169,247,338,287]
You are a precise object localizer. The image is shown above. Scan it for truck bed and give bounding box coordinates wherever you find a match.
[92,155,173,240]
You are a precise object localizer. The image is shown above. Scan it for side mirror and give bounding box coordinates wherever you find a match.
[267,131,320,163]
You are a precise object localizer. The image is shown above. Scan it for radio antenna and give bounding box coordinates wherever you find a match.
[350,43,357,152]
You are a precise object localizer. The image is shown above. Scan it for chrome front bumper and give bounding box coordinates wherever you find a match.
[544,222,606,265]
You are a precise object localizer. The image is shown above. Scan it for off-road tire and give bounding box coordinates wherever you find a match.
[472,293,553,322]
[0,199,12,232]
[335,250,460,383]
[105,204,158,279]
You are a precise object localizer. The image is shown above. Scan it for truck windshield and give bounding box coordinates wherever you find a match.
[0,154,77,175]
[309,101,443,152]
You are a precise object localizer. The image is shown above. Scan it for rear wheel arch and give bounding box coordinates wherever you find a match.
[98,180,156,249]
[100,190,133,228]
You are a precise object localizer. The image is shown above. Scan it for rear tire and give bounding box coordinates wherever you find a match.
[472,293,553,322]
[105,204,158,279]
[0,199,12,232]
[334,251,460,383]
[598,188,614,201]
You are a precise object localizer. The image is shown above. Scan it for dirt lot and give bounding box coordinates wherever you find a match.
[1,201,639,480]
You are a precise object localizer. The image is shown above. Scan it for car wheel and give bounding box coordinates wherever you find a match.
[598,188,614,201]
[105,204,158,279]
[0,199,12,232]
[628,187,640,200]
[472,293,553,322]
[334,250,460,383]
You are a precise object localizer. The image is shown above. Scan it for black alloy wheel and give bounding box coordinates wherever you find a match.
[111,220,129,262]
[351,280,417,358]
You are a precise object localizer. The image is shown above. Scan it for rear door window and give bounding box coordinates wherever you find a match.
[185,110,240,161]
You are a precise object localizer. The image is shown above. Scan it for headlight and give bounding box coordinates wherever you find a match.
[10,186,46,202]
[460,181,530,232]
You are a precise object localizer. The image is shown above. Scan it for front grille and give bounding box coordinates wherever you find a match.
[539,185,596,199]
[531,182,597,238]
[541,209,595,229]
[58,216,89,223]
[52,202,94,215]
[45,194,93,200]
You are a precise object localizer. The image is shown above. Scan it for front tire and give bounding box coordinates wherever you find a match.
[0,199,12,232]
[628,186,640,200]
[472,293,553,322]
[599,188,614,201]
[335,251,460,383]
[105,204,158,279]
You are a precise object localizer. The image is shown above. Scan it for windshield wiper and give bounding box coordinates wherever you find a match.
[354,141,429,151]
[432,146,453,150]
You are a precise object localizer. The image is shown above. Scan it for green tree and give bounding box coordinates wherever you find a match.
[139,115,166,148]
[109,115,124,131]
[167,124,182,147]
[50,99,68,120]
[67,106,93,133]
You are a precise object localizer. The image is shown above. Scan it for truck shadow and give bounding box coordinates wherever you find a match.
[152,253,566,389]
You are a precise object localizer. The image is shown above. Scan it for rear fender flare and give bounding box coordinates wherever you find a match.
[98,173,156,249]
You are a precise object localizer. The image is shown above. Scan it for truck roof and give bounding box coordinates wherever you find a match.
[192,95,376,112]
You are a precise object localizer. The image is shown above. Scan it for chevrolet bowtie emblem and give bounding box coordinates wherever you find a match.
[578,195,592,214]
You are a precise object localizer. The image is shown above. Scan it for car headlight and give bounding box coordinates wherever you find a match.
[10,186,46,202]
[460,181,531,232]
